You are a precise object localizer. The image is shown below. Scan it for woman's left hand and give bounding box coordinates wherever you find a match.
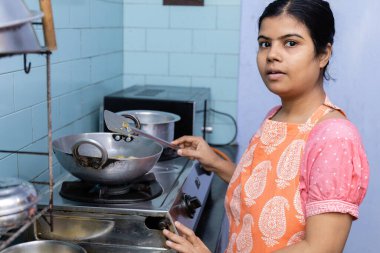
[163,221,211,253]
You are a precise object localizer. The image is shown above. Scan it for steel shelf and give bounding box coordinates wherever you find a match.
[0,50,55,251]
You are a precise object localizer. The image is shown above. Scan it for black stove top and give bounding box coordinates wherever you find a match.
[59,173,163,204]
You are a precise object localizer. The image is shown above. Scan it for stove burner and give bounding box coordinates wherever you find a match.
[60,173,163,204]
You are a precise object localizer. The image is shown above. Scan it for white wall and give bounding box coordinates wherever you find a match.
[237,0,380,251]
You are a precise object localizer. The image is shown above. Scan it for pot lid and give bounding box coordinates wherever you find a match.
[0,0,43,29]
[0,177,38,216]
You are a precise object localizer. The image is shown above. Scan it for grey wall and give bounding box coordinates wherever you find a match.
[237,0,379,251]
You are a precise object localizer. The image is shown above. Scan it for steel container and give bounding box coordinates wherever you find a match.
[0,178,38,236]
[117,110,180,142]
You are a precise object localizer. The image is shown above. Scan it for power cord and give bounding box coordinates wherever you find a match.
[203,108,238,146]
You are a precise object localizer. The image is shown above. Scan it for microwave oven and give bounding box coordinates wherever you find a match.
[100,85,211,140]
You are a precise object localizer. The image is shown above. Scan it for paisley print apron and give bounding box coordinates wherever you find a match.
[224,98,342,253]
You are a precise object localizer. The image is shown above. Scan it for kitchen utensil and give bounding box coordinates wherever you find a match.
[35,216,115,241]
[0,178,38,236]
[0,240,86,253]
[117,110,180,142]
[0,23,42,55]
[0,0,43,55]
[53,132,163,185]
[0,0,43,28]
[39,0,57,51]
[104,110,179,150]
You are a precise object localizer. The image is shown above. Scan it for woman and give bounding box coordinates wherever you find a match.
[163,0,369,252]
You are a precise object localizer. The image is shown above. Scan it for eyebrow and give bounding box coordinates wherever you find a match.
[257,33,305,41]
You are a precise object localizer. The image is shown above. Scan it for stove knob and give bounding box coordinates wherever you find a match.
[183,194,201,218]
[158,218,171,230]
[195,162,211,175]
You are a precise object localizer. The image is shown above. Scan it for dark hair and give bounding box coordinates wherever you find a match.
[258,0,335,80]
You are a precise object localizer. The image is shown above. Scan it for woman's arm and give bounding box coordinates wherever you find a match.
[172,135,236,182]
[206,155,236,182]
[274,213,352,253]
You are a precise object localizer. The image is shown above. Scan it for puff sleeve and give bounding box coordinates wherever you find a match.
[300,119,369,219]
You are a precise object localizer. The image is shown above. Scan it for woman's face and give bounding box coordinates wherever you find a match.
[256,14,330,99]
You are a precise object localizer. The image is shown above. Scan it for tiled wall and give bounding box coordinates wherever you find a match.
[0,0,241,181]
[0,0,124,181]
[123,0,241,144]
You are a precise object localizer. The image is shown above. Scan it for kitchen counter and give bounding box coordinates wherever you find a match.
[196,145,239,253]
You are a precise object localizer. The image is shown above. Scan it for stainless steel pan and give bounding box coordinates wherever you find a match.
[53,133,163,185]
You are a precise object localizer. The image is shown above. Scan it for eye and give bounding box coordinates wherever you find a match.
[259,41,271,48]
[285,40,297,47]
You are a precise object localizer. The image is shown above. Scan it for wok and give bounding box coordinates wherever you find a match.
[53,133,163,185]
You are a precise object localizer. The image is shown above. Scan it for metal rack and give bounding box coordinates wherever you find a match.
[0,0,57,250]
[0,50,55,251]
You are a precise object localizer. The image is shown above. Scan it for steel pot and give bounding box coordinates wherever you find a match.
[53,133,163,185]
[0,178,38,236]
[117,110,180,142]
[0,240,86,253]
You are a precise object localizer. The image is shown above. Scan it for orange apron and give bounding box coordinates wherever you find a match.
[224,99,341,253]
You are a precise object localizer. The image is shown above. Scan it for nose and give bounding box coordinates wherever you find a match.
[267,43,281,62]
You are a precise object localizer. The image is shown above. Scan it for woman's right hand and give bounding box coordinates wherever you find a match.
[172,136,221,172]
[172,136,235,182]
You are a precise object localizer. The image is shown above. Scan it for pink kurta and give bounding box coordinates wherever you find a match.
[224,98,369,253]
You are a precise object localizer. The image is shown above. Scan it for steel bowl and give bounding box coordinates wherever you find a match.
[0,23,42,55]
[0,240,86,253]
[117,110,180,142]
[0,0,43,55]
[53,132,163,185]
[35,216,115,241]
[0,0,43,29]
[0,178,38,236]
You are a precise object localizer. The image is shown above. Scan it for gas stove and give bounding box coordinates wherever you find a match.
[34,157,214,253]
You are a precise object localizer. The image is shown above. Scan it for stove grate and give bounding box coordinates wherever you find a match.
[59,173,163,204]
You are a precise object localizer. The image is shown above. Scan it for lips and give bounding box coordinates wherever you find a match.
[266,69,285,80]
[266,69,285,75]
